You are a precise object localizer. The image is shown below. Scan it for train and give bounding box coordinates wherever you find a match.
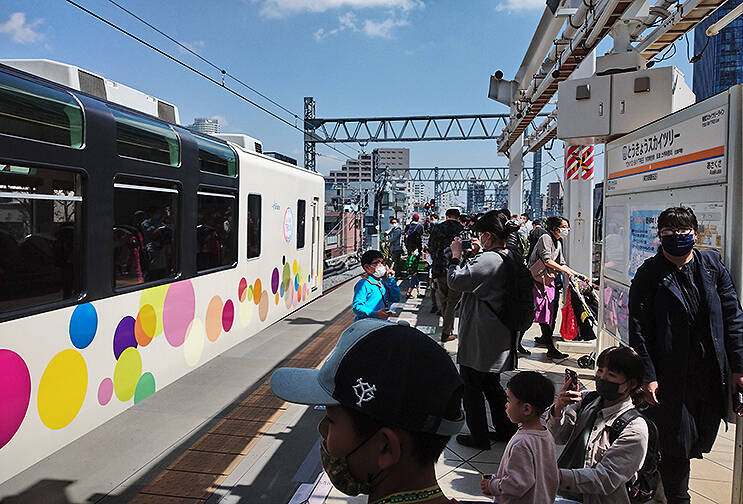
[0,60,325,483]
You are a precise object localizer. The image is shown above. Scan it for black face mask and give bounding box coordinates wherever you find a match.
[595,378,626,401]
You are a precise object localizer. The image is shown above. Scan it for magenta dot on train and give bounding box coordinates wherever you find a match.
[113,316,137,360]
[69,303,98,349]
[222,299,235,332]
[98,378,113,406]
[0,350,31,449]
[163,280,196,347]
[271,267,280,294]
[133,372,155,404]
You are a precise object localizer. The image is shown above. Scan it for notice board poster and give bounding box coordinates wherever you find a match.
[628,208,661,278]
[602,279,630,344]
[686,201,724,254]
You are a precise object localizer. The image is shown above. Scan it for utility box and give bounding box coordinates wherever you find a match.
[557,66,695,145]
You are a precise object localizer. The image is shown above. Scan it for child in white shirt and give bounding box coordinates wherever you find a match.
[481,371,559,504]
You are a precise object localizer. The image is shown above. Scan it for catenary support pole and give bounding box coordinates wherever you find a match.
[508,134,524,214]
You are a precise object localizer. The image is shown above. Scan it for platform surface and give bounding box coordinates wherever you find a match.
[0,278,736,504]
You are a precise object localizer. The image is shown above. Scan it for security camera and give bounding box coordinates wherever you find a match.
[494,70,504,80]
[552,69,561,79]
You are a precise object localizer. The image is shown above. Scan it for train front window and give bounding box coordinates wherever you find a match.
[247,194,261,259]
[0,72,83,148]
[197,192,237,271]
[114,183,179,289]
[111,108,180,166]
[194,134,237,177]
[0,165,83,313]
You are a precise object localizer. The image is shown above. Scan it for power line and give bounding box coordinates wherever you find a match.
[63,0,355,161]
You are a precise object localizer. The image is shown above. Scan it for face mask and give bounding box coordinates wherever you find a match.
[319,437,379,496]
[595,378,625,401]
[373,265,387,278]
[661,233,695,256]
[559,228,570,238]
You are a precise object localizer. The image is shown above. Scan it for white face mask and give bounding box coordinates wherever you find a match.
[559,228,570,238]
[373,264,387,278]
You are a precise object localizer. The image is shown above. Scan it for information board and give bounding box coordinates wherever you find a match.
[628,207,662,278]
[606,104,728,194]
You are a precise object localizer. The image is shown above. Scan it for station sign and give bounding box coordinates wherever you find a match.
[605,104,728,194]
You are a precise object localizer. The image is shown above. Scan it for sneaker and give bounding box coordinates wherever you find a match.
[440,333,456,343]
[546,348,569,360]
[517,345,531,355]
[456,434,490,450]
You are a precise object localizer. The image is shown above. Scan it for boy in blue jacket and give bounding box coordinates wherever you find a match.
[353,250,401,321]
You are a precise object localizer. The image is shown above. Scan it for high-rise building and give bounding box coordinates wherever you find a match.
[693,0,743,101]
[412,183,427,205]
[373,148,410,180]
[547,182,564,215]
[190,117,221,134]
[437,191,452,215]
[466,178,486,214]
[327,153,373,184]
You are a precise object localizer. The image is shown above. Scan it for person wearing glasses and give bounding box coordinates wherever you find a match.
[629,206,743,504]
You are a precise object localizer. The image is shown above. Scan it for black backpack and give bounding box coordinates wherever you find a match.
[607,408,661,503]
[494,249,535,333]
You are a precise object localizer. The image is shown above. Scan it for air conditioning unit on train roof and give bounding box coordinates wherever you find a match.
[0,59,180,125]
[214,133,263,154]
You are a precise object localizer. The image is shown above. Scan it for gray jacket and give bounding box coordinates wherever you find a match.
[387,225,403,252]
[447,250,512,373]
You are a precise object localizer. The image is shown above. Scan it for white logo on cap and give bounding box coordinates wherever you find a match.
[352,378,376,407]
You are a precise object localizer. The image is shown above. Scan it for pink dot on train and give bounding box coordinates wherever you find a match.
[98,378,113,406]
[163,280,196,347]
[0,350,31,449]
[222,300,235,332]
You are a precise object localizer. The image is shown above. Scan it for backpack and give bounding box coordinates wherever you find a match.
[494,249,536,333]
[607,408,661,504]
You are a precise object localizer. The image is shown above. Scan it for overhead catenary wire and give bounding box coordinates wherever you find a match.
[62,0,356,161]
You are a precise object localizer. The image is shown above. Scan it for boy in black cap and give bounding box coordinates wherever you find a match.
[271,319,465,504]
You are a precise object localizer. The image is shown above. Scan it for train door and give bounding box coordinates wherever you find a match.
[311,197,320,290]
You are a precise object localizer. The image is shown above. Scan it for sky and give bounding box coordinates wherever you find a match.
[0,0,696,206]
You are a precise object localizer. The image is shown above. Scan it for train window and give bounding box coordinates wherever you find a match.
[194,134,237,177]
[0,165,83,313]
[0,72,83,148]
[111,108,180,166]
[247,194,261,259]
[114,183,178,289]
[297,199,306,249]
[197,191,237,271]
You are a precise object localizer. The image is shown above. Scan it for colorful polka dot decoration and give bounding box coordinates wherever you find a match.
[69,303,97,349]
[38,349,87,430]
[0,350,31,448]
[1,258,318,449]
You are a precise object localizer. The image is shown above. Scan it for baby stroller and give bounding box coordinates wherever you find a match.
[561,276,599,341]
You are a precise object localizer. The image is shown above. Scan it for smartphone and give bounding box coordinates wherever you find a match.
[565,369,579,391]
[482,474,494,480]
[462,239,472,251]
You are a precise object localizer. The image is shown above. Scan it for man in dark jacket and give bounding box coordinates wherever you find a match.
[629,206,743,504]
[428,208,463,342]
[385,217,404,275]
[404,213,423,254]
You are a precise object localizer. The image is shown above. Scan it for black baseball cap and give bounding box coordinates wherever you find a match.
[270,319,464,436]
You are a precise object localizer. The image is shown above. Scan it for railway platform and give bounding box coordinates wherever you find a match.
[0,278,736,504]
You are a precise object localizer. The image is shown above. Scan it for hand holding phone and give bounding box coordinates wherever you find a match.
[462,239,472,251]
[735,391,743,416]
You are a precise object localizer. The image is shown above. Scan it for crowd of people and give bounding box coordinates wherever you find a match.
[270,206,743,504]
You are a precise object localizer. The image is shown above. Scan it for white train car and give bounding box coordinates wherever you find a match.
[0,61,324,482]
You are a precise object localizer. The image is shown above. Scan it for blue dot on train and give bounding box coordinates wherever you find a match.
[69,303,98,349]
[280,283,285,297]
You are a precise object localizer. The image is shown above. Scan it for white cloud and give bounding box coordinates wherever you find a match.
[495,0,544,11]
[314,10,409,40]
[0,12,44,44]
[258,0,423,18]
[362,17,408,38]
